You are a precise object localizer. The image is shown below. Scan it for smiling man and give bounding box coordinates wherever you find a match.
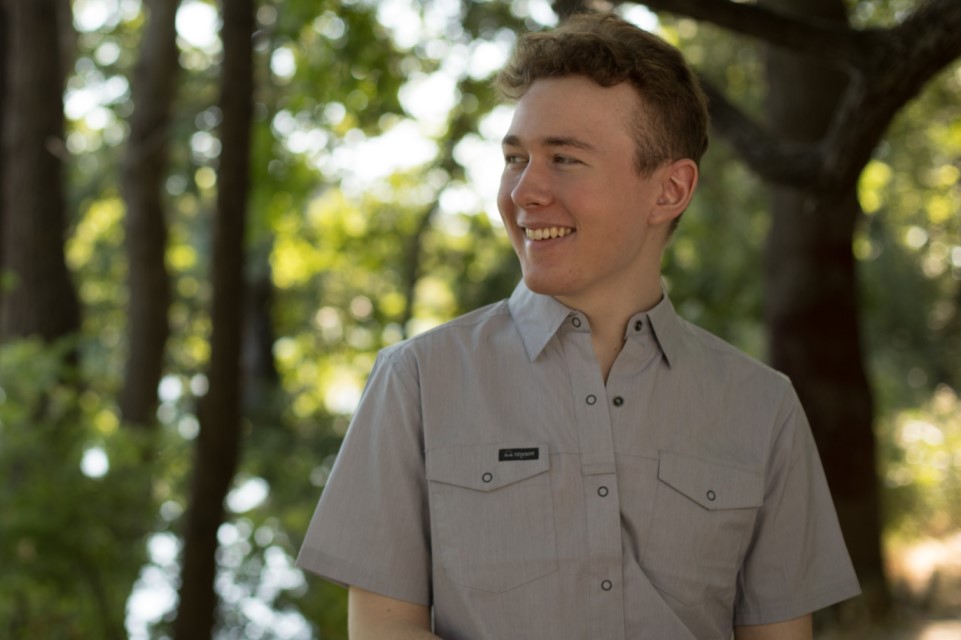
[297,13,860,640]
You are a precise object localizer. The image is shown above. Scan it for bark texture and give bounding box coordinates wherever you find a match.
[241,248,279,408]
[0,0,78,342]
[0,1,7,286]
[120,0,182,427]
[173,0,254,636]
[760,0,886,611]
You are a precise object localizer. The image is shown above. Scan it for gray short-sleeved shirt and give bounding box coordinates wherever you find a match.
[297,283,860,639]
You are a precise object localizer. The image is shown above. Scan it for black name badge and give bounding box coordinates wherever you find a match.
[498,447,540,461]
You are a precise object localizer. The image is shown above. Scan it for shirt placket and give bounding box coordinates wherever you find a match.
[562,314,626,640]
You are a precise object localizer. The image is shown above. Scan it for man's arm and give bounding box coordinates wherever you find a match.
[734,613,812,640]
[348,587,440,640]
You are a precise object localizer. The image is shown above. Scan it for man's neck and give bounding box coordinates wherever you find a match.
[556,280,663,383]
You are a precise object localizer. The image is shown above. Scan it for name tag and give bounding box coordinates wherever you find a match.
[499,448,539,461]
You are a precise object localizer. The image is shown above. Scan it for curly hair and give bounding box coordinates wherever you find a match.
[494,13,709,176]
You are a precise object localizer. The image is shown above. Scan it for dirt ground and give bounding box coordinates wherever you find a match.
[817,617,961,640]
[816,532,961,639]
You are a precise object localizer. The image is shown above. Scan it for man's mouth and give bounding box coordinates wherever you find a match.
[524,226,575,240]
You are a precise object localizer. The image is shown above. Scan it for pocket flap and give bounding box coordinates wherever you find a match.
[427,442,549,492]
[657,450,762,510]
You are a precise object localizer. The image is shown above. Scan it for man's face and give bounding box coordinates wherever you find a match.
[497,75,673,311]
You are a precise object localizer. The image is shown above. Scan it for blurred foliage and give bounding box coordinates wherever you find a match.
[0,0,958,637]
[881,385,961,538]
[0,338,159,639]
[853,33,961,547]
[858,59,961,413]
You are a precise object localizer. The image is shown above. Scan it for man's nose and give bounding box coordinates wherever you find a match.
[511,161,551,208]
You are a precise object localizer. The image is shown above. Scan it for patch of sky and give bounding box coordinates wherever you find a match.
[176,0,221,52]
[80,446,110,478]
[74,0,141,33]
[270,46,297,80]
[227,476,271,514]
[619,4,660,32]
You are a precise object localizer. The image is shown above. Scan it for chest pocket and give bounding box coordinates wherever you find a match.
[641,450,763,606]
[426,442,558,593]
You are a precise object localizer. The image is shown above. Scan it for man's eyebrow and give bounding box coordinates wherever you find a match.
[543,136,597,152]
[501,134,597,152]
[502,134,523,148]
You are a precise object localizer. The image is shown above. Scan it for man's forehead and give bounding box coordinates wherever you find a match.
[502,77,641,147]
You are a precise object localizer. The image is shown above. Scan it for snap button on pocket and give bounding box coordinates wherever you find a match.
[657,451,762,511]
[482,472,493,483]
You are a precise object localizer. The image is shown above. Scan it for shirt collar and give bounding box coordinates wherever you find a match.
[508,280,686,366]
[509,282,572,361]
[642,292,683,367]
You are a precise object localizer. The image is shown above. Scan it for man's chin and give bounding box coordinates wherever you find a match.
[521,274,571,297]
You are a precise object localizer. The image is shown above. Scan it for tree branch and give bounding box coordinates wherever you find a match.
[622,0,961,194]
[817,0,961,190]
[700,77,822,188]
[624,0,877,70]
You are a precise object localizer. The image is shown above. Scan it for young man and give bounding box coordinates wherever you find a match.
[297,13,860,639]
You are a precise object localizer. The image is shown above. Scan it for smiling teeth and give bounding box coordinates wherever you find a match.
[525,227,574,240]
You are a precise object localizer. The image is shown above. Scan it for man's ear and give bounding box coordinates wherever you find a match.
[650,159,698,225]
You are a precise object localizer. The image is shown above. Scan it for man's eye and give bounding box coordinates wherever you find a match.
[505,154,526,165]
[553,155,579,165]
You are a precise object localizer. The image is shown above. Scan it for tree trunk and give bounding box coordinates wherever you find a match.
[0,0,8,297]
[242,244,279,410]
[0,0,78,342]
[173,0,253,636]
[119,0,181,427]
[761,0,887,615]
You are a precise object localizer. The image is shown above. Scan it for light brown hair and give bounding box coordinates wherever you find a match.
[494,13,709,176]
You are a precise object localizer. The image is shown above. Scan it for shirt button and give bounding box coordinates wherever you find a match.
[601,580,613,591]
[598,486,609,497]
[634,320,643,331]
[585,394,597,405]
[482,472,493,483]
[612,396,624,407]
[571,317,582,328]
[707,489,716,501]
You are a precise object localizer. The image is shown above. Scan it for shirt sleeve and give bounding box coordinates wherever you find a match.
[733,383,861,625]
[296,347,431,606]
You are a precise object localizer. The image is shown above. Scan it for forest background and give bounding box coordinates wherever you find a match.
[1,0,959,638]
